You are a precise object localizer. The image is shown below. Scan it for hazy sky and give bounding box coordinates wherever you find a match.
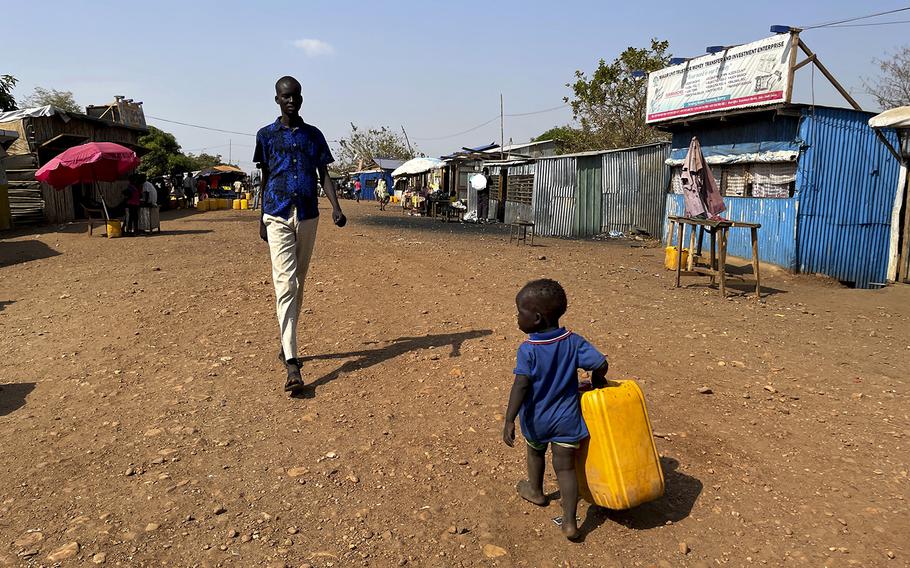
[4,1,908,171]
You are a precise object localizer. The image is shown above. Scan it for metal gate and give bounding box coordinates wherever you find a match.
[575,156,602,237]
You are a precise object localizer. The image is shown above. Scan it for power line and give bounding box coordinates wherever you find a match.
[815,18,910,28]
[802,6,910,29]
[411,116,500,141]
[148,100,569,146]
[506,104,570,117]
[411,103,570,141]
[146,115,257,137]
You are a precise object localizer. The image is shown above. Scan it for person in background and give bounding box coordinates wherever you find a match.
[123,174,142,236]
[174,174,186,208]
[140,175,159,233]
[353,178,362,203]
[375,177,390,211]
[196,177,208,201]
[183,172,196,205]
[470,168,490,222]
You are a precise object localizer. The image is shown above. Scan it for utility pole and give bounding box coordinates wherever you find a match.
[500,94,505,160]
[229,139,232,165]
[401,125,413,155]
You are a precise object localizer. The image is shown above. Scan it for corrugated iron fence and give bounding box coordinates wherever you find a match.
[533,156,578,236]
[531,143,669,238]
[602,144,669,237]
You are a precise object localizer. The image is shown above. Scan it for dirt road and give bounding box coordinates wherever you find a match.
[1,202,908,567]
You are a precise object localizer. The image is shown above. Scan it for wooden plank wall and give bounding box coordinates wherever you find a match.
[41,183,73,224]
[0,119,32,154]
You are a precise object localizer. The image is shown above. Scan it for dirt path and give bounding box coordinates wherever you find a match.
[1,201,908,567]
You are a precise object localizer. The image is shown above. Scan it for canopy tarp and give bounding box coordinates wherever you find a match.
[391,157,445,177]
[869,106,910,129]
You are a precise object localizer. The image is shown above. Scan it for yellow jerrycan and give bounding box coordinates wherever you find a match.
[576,380,664,509]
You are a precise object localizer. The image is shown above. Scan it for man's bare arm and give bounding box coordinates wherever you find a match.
[318,164,346,227]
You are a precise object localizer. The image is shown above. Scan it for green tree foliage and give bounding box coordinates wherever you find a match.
[335,124,416,172]
[566,39,671,150]
[532,125,594,155]
[137,126,225,177]
[0,75,17,111]
[185,152,223,171]
[865,46,910,109]
[138,126,182,178]
[22,86,82,113]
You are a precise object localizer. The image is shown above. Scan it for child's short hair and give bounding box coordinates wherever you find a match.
[518,279,567,322]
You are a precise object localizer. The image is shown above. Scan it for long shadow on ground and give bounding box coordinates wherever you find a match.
[577,456,703,539]
[355,213,514,239]
[0,240,62,268]
[0,383,37,417]
[295,329,492,398]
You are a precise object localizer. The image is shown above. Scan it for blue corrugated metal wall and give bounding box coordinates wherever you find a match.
[355,171,393,201]
[795,108,901,287]
[669,113,801,159]
[665,194,799,270]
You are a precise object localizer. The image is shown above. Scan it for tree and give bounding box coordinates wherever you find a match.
[335,124,416,172]
[138,126,183,178]
[184,152,223,171]
[22,86,82,113]
[566,39,671,150]
[532,125,594,155]
[865,46,910,109]
[138,126,225,177]
[0,75,17,112]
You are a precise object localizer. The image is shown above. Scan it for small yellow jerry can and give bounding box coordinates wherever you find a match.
[576,380,665,509]
[664,245,689,270]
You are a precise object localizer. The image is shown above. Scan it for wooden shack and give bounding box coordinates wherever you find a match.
[0,100,147,226]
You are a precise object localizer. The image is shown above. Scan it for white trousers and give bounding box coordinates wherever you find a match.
[264,211,319,360]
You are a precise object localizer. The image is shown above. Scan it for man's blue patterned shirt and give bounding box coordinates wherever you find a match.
[253,117,334,221]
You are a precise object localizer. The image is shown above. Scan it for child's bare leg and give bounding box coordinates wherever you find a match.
[552,444,580,540]
[517,444,549,506]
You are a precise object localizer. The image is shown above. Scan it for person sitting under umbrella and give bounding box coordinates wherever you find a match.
[123,174,143,236]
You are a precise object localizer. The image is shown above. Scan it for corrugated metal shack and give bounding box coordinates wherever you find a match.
[868,106,910,284]
[662,105,901,288]
[485,143,670,238]
[0,103,147,227]
[351,157,404,201]
[0,129,19,230]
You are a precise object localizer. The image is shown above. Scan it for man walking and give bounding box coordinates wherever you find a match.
[255,75,346,395]
[470,167,490,222]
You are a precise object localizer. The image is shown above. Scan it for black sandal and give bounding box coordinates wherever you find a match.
[283,359,305,395]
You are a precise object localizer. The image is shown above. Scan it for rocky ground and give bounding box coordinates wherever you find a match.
[0,201,907,567]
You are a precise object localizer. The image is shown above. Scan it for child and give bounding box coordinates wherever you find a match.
[502,279,609,540]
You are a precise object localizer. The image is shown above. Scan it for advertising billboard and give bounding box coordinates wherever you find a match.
[646,35,793,123]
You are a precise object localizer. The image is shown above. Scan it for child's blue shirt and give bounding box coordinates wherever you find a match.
[513,327,606,444]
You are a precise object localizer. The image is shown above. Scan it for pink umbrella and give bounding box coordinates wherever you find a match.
[35,142,140,189]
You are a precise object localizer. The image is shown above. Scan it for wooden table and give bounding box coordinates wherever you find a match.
[668,216,762,299]
[509,220,535,245]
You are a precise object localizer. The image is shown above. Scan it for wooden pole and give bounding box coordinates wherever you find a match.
[675,221,684,287]
[784,30,801,103]
[500,93,505,161]
[751,227,761,299]
[797,37,901,176]
[900,174,910,282]
[401,125,413,155]
[797,38,860,109]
